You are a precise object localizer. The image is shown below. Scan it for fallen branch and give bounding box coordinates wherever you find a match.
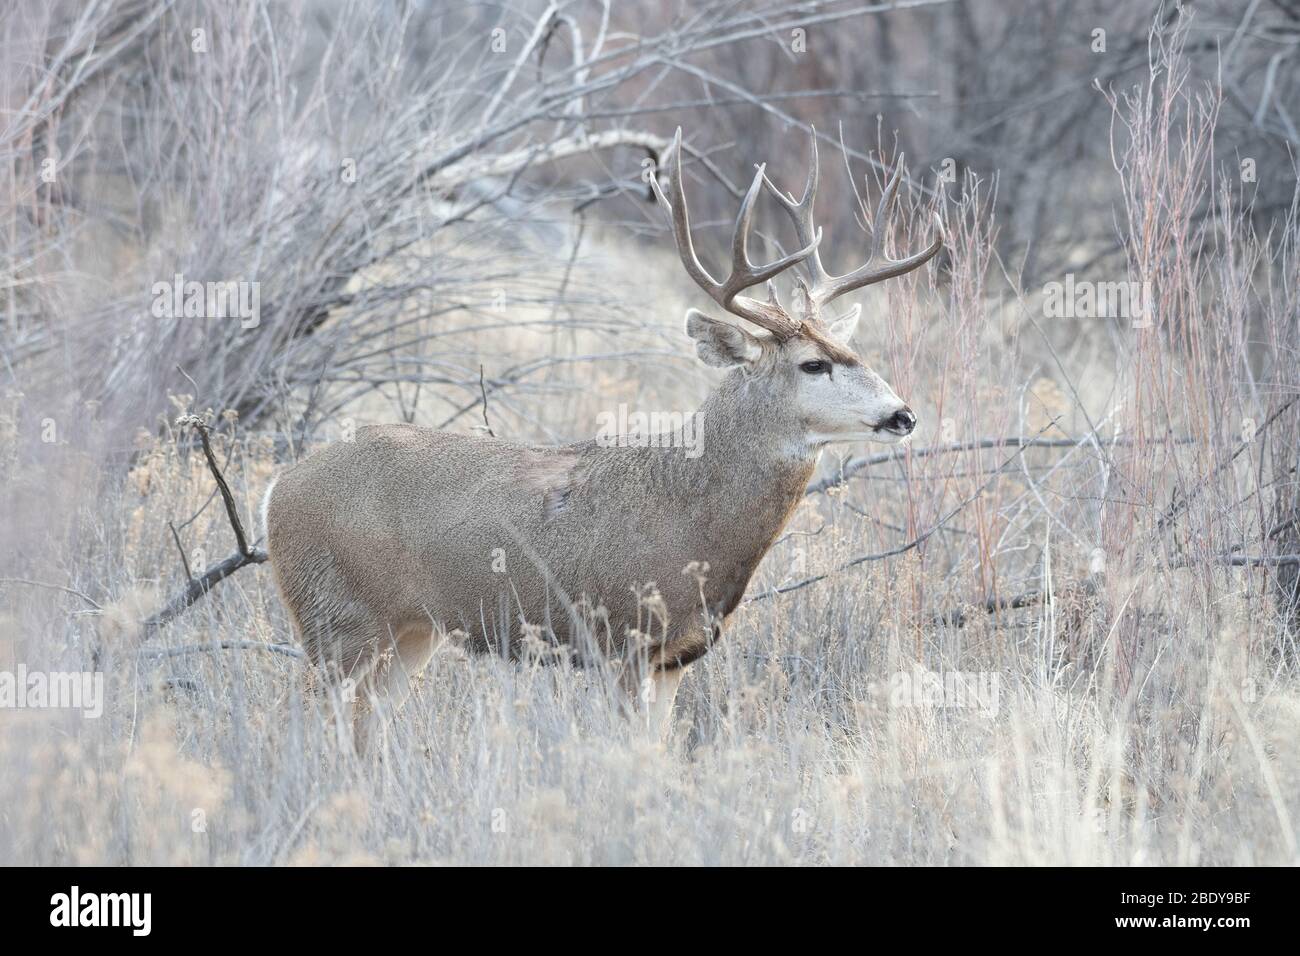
[142,417,267,629]
[934,580,1100,628]
[142,547,268,629]
[139,640,303,661]
[934,588,1055,628]
[931,553,1300,629]
[1180,553,1300,568]
[751,423,1059,603]
[1158,396,1298,532]
[807,434,1194,496]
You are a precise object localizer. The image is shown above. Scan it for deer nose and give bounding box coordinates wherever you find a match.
[881,406,916,436]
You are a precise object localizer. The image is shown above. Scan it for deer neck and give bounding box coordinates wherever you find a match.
[676,370,816,605]
[694,368,817,478]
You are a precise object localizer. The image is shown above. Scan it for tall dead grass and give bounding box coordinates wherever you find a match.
[1,9,1298,866]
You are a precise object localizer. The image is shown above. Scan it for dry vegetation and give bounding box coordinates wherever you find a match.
[1,0,1299,865]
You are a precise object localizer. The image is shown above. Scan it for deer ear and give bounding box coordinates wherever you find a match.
[826,304,861,344]
[685,309,763,368]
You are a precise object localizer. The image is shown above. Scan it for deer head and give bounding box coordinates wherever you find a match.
[651,128,943,448]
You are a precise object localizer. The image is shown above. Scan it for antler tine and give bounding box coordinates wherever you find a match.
[650,129,721,289]
[724,164,823,306]
[762,126,832,293]
[763,131,945,314]
[868,163,905,261]
[652,127,820,336]
[810,153,944,306]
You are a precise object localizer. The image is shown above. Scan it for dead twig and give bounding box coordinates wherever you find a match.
[750,422,1061,602]
[168,519,193,583]
[478,365,496,438]
[931,553,1300,628]
[183,415,252,557]
[1178,553,1300,568]
[138,640,303,661]
[142,417,268,629]
[808,434,1195,496]
[1157,396,1298,533]
[142,547,268,630]
[934,580,1099,628]
[0,577,103,610]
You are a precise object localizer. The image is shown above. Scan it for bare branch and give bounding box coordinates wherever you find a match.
[141,416,267,630]
[806,434,1196,496]
[138,639,302,661]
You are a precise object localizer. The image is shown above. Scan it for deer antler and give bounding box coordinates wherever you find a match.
[651,128,821,338]
[763,127,944,317]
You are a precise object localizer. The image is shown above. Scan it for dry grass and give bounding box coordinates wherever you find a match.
[4,210,1299,865]
[2,4,1298,867]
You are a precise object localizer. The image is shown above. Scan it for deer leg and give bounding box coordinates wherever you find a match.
[294,612,387,753]
[625,664,687,741]
[353,622,441,755]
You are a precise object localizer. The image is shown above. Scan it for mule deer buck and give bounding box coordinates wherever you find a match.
[264,128,943,750]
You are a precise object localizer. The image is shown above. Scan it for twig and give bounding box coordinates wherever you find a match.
[751,422,1061,602]
[1180,553,1300,568]
[807,434,1194,496]
[0,577,103,610]
[931,553,1300,629]
[138,640,303,661]
[142,547,269,629]
[141,416,268,629]
[934,580,1099,628]
[179,415,253,557]
[168,520,193,583]
[478,365,496,438]
[1157,396,1298,532]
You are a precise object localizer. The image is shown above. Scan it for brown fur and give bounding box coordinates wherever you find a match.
[265,361,825,742]
[263,292,920,750]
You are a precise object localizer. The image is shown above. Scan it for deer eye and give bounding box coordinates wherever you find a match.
[799,359,830,375]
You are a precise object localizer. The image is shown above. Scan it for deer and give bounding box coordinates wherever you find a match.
[262,128,943,751]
